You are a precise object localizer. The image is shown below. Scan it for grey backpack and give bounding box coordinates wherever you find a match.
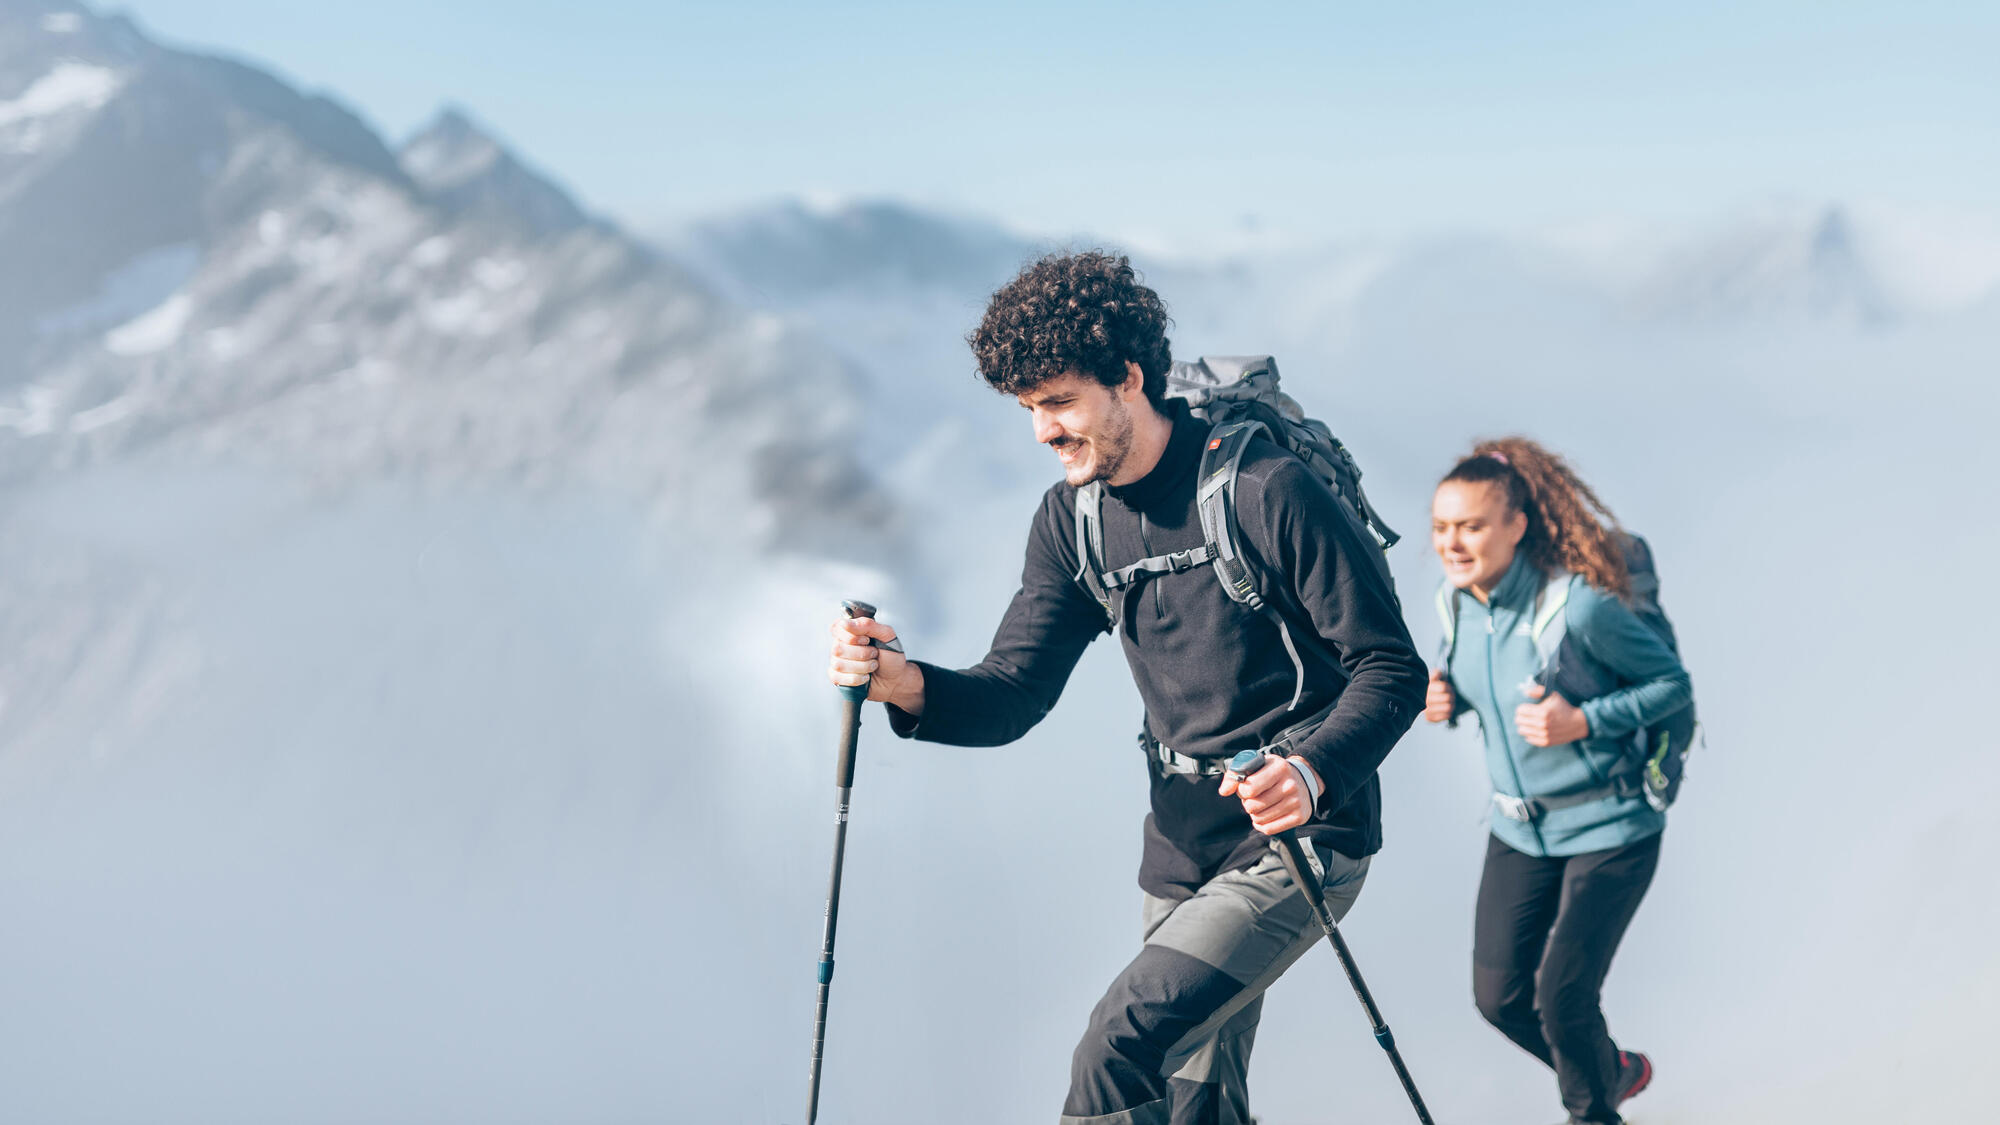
[1073,355,1400,709]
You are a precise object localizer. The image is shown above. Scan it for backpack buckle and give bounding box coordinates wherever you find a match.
[1492,793,1537,823]
[1140,731,1228,778]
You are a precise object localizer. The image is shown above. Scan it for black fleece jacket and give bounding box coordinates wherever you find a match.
[889,403,1428,899]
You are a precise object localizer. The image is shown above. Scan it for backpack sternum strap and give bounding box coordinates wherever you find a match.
[1101,545,1217,590]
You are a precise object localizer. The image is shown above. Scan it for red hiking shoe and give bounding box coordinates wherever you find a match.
[1616,1050,1653,1105]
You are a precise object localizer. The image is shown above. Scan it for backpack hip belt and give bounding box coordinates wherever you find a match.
[1491,768,1644,823]
[1140,701,1336,780]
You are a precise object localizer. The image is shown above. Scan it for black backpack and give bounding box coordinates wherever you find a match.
[1072,355,1399,710]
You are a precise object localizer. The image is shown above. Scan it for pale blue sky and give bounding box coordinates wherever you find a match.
[112,1,1998,247]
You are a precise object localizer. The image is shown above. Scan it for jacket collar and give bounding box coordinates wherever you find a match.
[1105,400,1201,511]
[1487,550,1547,611]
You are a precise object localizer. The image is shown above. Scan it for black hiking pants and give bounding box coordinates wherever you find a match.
[1472,830,1661,1125]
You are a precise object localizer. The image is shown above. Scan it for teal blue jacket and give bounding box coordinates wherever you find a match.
[1438,553,1690,856]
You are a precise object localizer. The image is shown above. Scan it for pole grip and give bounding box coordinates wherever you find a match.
[832,599,882,786]
[834,696,862,789]
[837,598,886,707]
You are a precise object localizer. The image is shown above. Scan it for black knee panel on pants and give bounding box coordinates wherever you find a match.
[1064,944,1243,1118]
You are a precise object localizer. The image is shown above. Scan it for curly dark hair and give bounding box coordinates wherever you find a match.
[968,250,1173,404]
[1442,438,1632,598]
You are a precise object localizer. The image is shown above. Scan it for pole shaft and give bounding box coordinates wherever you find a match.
[1273,832,1436,1125]
[807,693,865,1124]
[805,787,850,1124]
[808,603,879,1123]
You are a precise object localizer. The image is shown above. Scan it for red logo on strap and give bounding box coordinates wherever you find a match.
[1208,438,1222,450]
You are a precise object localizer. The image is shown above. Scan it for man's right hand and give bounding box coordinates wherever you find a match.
[1423,668,1456,724]
[829,614,925,714]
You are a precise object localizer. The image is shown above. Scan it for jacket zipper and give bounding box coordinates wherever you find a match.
[1486,608,1548,854]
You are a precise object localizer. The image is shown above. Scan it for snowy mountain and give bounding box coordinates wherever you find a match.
[0,1,896,559]
[0,10,923,1120]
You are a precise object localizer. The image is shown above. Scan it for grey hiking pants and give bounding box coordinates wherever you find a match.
[1058,841,1370,1125]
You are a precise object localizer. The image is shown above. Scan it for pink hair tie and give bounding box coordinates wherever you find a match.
[1486,451,1510,465]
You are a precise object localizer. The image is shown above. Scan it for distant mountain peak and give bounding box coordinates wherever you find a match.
[400,105,588,238]
[399,104,499,186]
[1622,201,1895,328]
[668,196,1040,303]
[1811,206,1856,259]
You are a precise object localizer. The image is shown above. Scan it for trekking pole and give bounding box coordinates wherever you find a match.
[805,599,902,1125]
[1227,749,1436,1125]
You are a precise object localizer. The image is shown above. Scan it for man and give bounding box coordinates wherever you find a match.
[829,251,1427,1125]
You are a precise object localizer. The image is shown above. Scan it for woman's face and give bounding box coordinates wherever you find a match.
[1432,480,1528,595]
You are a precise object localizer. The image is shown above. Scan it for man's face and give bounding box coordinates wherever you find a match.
[1017,372,1138,487]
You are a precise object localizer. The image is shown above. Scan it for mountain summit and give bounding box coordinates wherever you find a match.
[399,106,591,238]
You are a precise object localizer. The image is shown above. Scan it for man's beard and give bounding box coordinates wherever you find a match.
[1071,398,1135,486]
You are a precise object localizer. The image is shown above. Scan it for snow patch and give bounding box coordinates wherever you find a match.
[332,359,397,388]
[104,295,193,356]
[37,243,201,338]
[0,62,123,131]
[422,290,493,335]
[0,384,60,436]
[410,235,453,267]
[204,327,244,360]
[471,256,525,290]
[70,394,143,434]
[41,12,84,34]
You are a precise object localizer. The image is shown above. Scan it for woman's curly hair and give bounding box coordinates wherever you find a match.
[969,250,1173,403]
[1443,437,1632,598]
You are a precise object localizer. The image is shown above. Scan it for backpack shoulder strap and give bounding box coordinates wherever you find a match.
[1434,581,1460,652]
[1434,582,1464,728]
[1072,482,1114,624]
[1194,419,1269,611]
[1195,418,1347,710]
[1529,571,1580,687]
[1529,572,1575,645]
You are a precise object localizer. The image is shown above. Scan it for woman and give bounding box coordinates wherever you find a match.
[1425,438,1691,1125]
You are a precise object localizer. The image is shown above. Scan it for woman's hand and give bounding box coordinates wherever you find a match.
[1514,683,1589,747]
[1423,668,1456,724]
